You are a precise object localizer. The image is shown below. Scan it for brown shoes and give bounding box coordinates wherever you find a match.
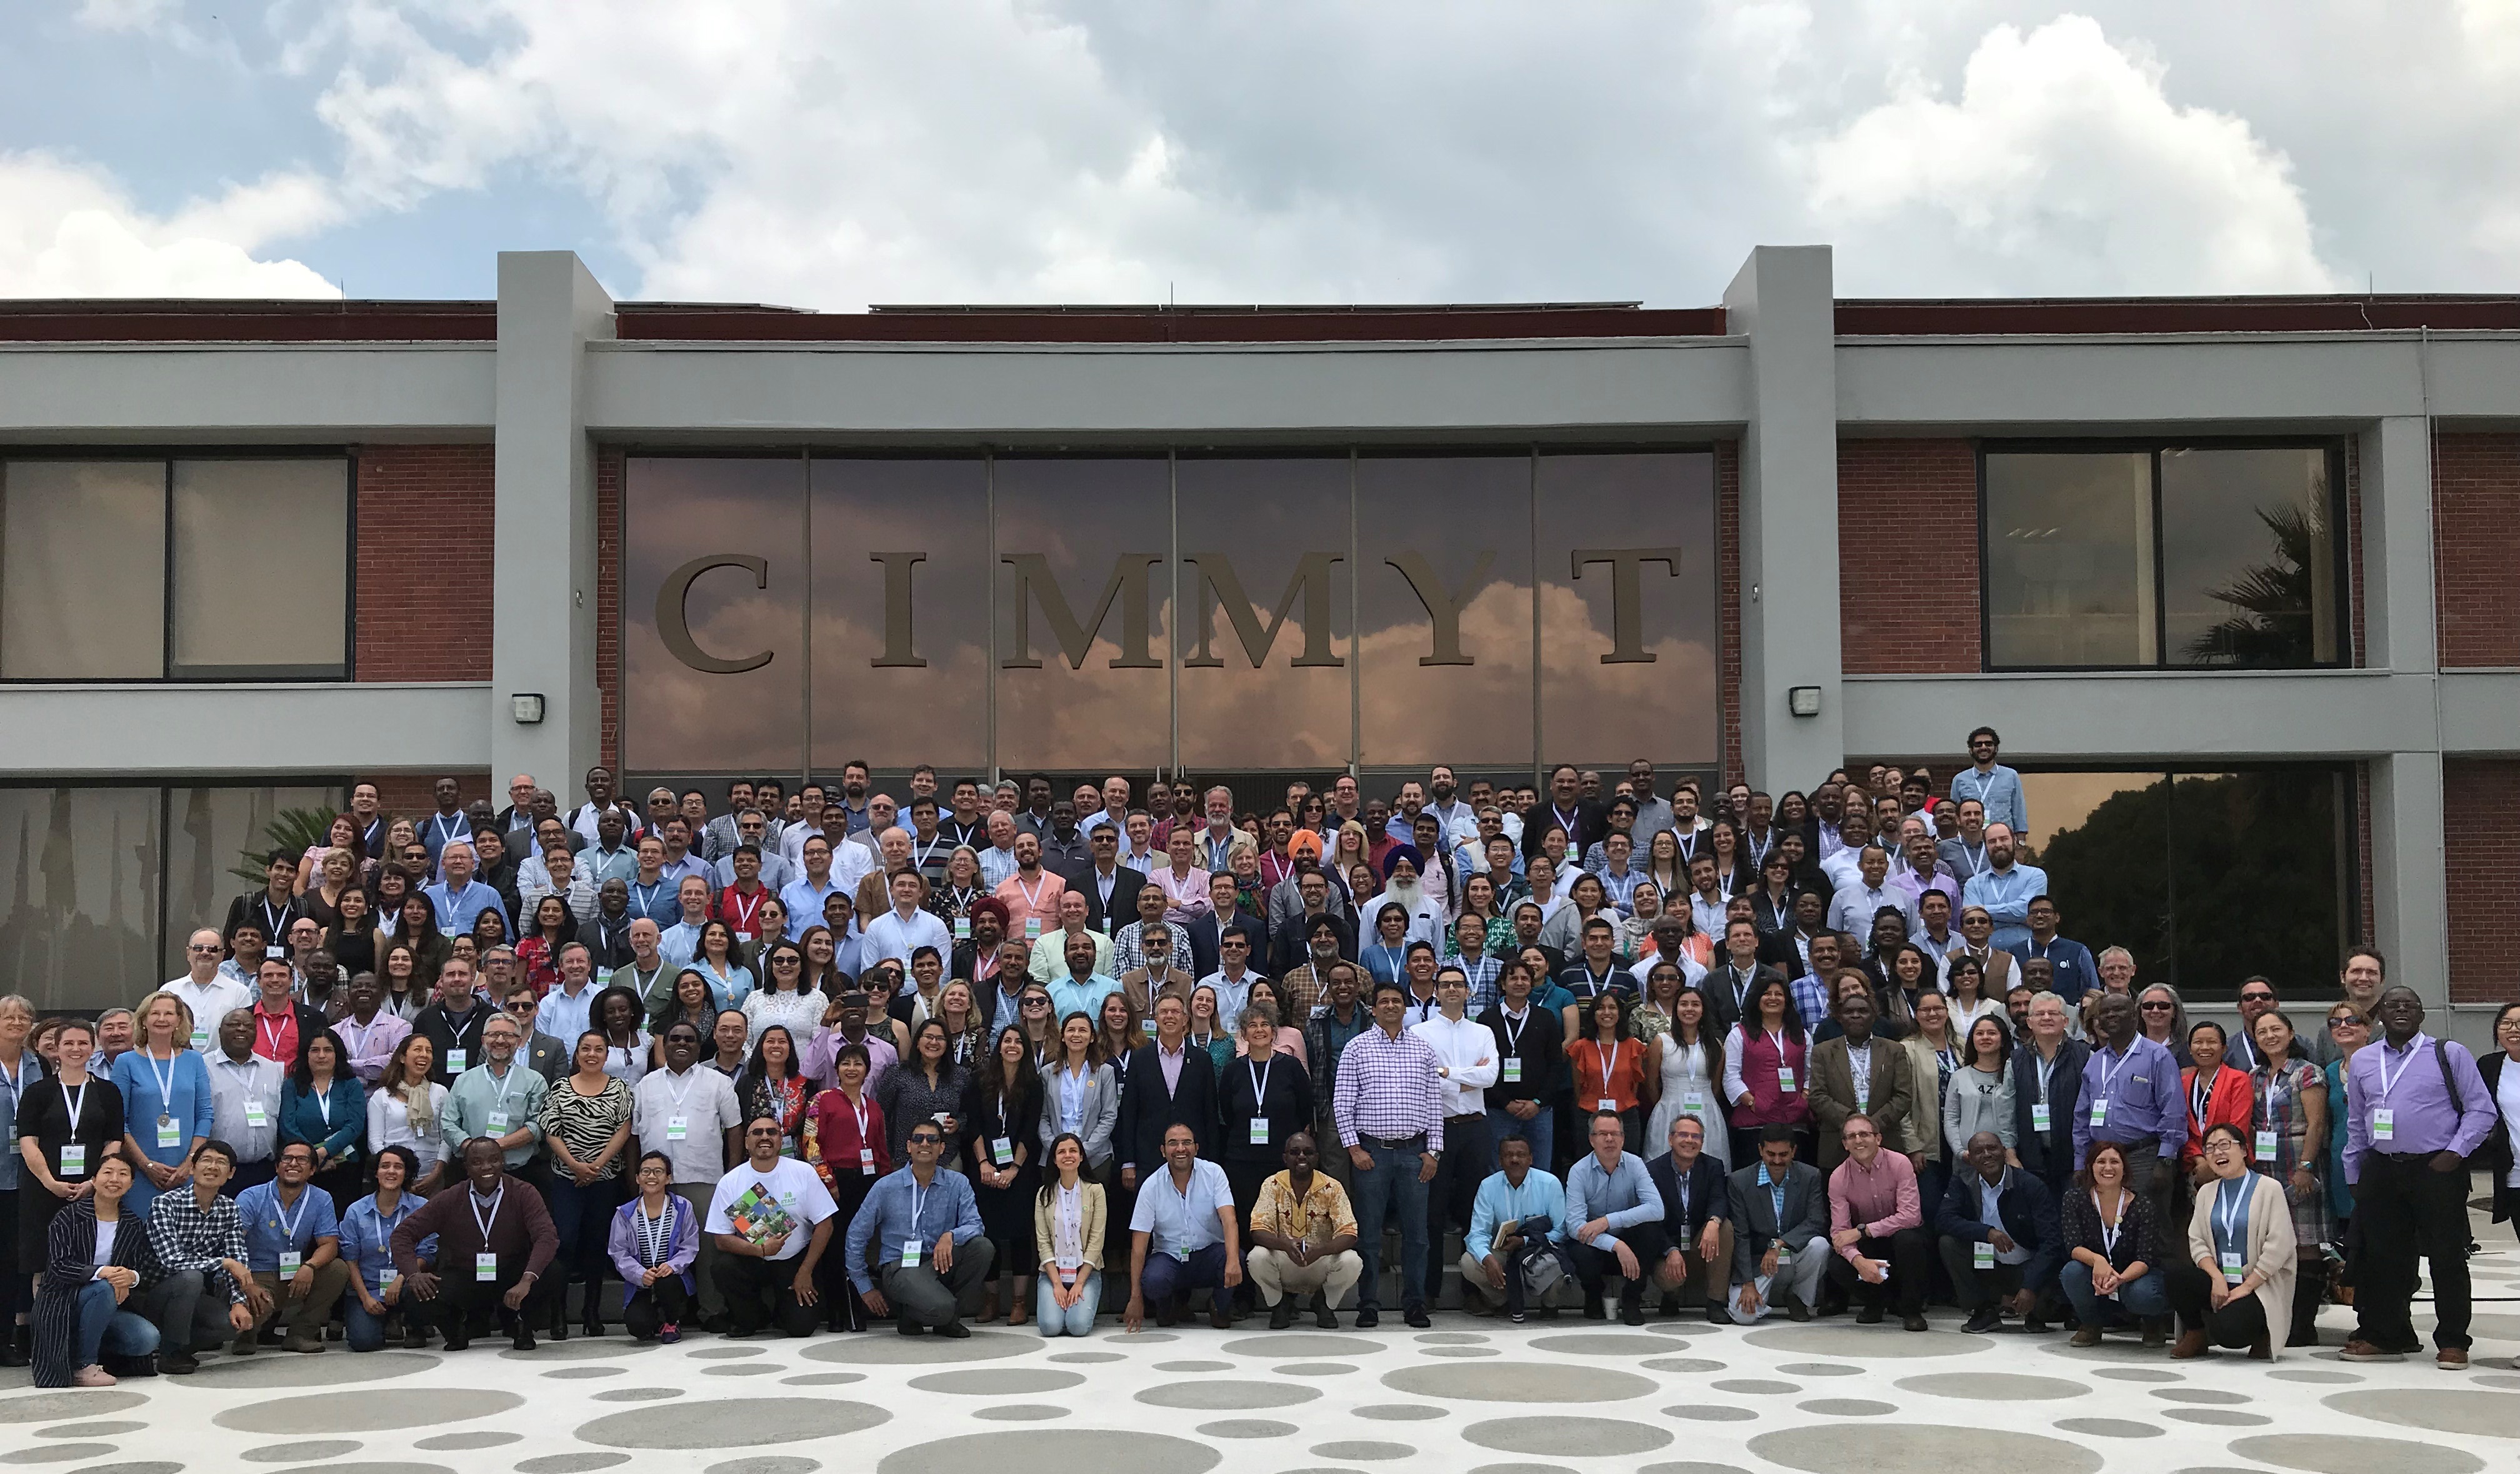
[2248,1336,2272,1361]
[2171,1330,2209,1360]
[2070,1327,2103,1348]
[2438,1347,2469,1370]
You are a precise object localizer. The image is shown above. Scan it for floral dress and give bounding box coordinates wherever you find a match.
[2250,1057,2332,1247]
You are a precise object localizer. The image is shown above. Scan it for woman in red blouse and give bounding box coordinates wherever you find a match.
[2180,1020,2256,1187]
[804,1040,888,1332]
[1566,990,1649,1153]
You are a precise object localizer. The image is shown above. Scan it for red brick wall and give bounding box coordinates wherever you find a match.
[352,444,494,680]
[1837,439,1981,673]
[2436,434,2520,667]
[365,774,492,820]
[1716,441,1742,786]
[2444,759,2519,1005]
[596,449,624,772]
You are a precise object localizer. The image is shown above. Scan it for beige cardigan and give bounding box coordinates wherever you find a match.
[2184,1170,2297,1357]
[1032,1178,1109,1273]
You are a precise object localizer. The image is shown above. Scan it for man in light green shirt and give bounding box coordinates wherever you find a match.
[442,1013,549,1170]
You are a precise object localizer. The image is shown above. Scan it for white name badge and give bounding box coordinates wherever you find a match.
[666,1115,689,1142]
[380,1268,399,1292]
[279,1250,302,1275]
[59,1143,85,1175]
[1775,1067,1796,1093]
[2088,1098,2109,1128]
[955,917,972,940]
[1024,919,1042,939]
[2221,1250,2245,1284]
[245,1101,269,1129]
[2371,1108,2394,1142]
[447,1050,467,1074]
[1774,1243,1792,1267]
[1249,1118,1270,1145]
[1597,1097,1617,1112]
[1501,1057,1522,1083]
[2255,1130,2278,1163]
[486,1110,510,1133]
[1972,1241,1994,1270]
[2030,1103,2052,1133]
[859,1147,876,1175]
[476,1252,498,1282]
[901,1238,922,1267]
[991,1136,1014,1165]
[157,1118,182,1148]
[191,1027,211,1050]
[1681,1090,1705,1113]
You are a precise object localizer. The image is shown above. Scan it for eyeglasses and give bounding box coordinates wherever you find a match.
[1022,997,1051,1009]
[771,957,801,967]
[907,1134,942,1147]
[188,944,223,955]
[2139,1001,2174,1012]
[2239,992,2276,1004]
[504,1000,536,1014]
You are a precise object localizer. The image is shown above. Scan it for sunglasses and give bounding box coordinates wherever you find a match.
[1022,997,1051,1008]
[504,1000,536,1013]
[2239,993,2276,1004]
[2139,1002,2174,1012]
[908,1134,942,1146]
[772,956,801,967]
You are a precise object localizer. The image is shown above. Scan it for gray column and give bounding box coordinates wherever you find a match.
[492,252,614,799]
[1722,246,1844,789]
[2359,416,2449,1005]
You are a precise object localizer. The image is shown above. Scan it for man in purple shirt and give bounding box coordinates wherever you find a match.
[2340,985,2492,1368]
[1333,979,1446,1329]
[2071,992,2184,1232]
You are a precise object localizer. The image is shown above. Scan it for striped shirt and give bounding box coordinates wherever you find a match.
[1331,1023,1446,1152]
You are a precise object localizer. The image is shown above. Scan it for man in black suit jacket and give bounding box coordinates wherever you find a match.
[1116,993,1219,1185]
[1522,765,1608,865]
[1185,874,1268,980]
[1648,1114,1735,1322]
[1068,826,1147,935]
[1704,919,1791,1037]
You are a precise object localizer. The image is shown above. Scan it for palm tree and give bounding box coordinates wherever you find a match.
[2182,502,2326,666]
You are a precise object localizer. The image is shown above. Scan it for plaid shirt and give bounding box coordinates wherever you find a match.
[144,1187,249,1303]
[1111,920,1194,979]
[1788,972,1833,1035]
[1331,1022,1446,1152]
[1451,953,1503,1015]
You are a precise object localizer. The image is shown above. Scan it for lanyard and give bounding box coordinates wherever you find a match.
[471,1187,504,1242]
[258,1011,294,1058]
[2372,1039,2420,1102]
[912,835,945,869]
[145,1047,179,1110]
[2214,1177,2249,1247]
[258,895,290,937]
[2092,1190,2122,1258]
[1013,872,1049,915]
[845,1090,872,1147]
[2034,1052,2058,1105]
[631,880,669,915]
[486,1065,520,1117]
[1248,1057,1274,1111]
[313,1081,335,1127]
[429,812,469,846]
[1370,944,1403,977]
[1598,1040,1622,1093]
[275,1186,312,1247]
[0,1052,24,1112]
[724,888,762,932]
[2094,1047,2131,1103]
[1746,829,1772,867]
[61,1080,88,1134]
[2191,1073,2212,1125]
[637,1198,673,1265]
[1553,804,1580,838]
[906,1179,929,1238]
[661,1068,698,1115]
[1501,1008,1528,1054]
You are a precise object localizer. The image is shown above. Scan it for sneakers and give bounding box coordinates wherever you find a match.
[658,1323,681,1345]
[72,1365,116,1388]
[159,1350,201,1375]
[1962,1308,2001,1335]
[2070,1327,2103,1348]
[2438,1348,2470,1370]
[2339,1340,2408,1362]
[1355,1307,1379,1329]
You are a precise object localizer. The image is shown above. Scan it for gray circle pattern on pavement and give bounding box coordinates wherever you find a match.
[1639,1465,1756,1474]
[416,1432,522,1449]
[1353,1404,1448,1421]
[505,1340,656,1362]
[1276,1362,1356,1376]
[1752,1425,2103,1474]
[1665,1405,1756,1422]
[2091,1367,2183,1382]
[1742,1326,1983,1359]
[1153,1360,1231,1372]
[515,1458,631,1474]
[1198,1420,1294,1438]
[2321,1388,2520,1438]
[2,1445,116,1465]
[1047,1352,1122,1363]
[1425,1345,1499,1357]
[1136,1380,1319,1410]
[243,1441,363,1463]
[2162,1410,2271,1427]
[1309,1442,1417,1462]
[1222,1333,1381,1358]
[1528,1333,1668,1357]
[1464,1418,1672,1456]
[1712,1379,1797,1395]
[1778,1362,1862,1377]
[2228,1435,2485,1474]
[217,1390,524,1435]
[779,1373,864,1387]
[32,1421,146,1438]
[2053,1418,2162,1439]
[592,1388,684,1401]
[704,1459,817,1474]
[1641,1357,1722,1373]
[44,1467,179,1474]
[190,1353,439,1389]
[700,1362,781,1375]
[1383,1362,1654,1402]
[2153,1388,2250,1405]
[542,1367,623,1379]
[801,1332,1037,1365]
[1800,1400,1894,1416]
[0,1393,148,1423]
[906,1369,1084,1395]
[972,1405,1066,1422]
[688,1346,763,1359]
[1896,1372,2089,1402]
[2268,1369,2360,1384]
[576,1398,889,1450]
[1468,1465,1578,1474]
[1416,1332,1484,1344]
[875,1432,1221,1474]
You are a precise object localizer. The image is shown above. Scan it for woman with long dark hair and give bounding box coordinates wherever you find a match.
[1722,975,1810,1165]
[1646,985,1728,1169]
[279,1027,366,1212]
[965,1024,1043,1325]
[803,1041,887,1332]
[1032,1132,1106,1337]
[1568,990,1648,1153]
[736,1025,811,1155]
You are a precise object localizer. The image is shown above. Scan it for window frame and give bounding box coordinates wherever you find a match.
[1975,437,2351,674]
[0,448,358,684]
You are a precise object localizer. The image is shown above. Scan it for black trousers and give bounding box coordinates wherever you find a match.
[2166,1262,2269,1348]
[1571,1221,1672,1306]
[1934,1237,2028,1311]
[415,1260,556,1344]
[712,1252,822,1338]
[621,1278,690,1340]
[1824,1228,1928,1313]
[1424,1113,1492,1305]
[2352,1152,2472,1352]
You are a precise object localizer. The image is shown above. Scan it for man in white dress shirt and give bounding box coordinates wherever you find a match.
[1410,966,1499,1310]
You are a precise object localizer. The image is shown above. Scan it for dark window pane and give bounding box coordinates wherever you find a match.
[2159,448,2338,667]
[810,459,989,772]
[0,787,162,1012]
[1175,457,1353,771]
[992,458,1171,772]
[2019,771,2171,980]
[1983,452,2154,667]
[164,785,345,975]
[2166,770,2344,1000]
[621,457,806,774]
[1535,452,1721,769]
[1356,455,1534,769]
[170,459,348,676]
[1,461,166,678]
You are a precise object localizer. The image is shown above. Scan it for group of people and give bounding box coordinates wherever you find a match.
[7,735,2515,1388]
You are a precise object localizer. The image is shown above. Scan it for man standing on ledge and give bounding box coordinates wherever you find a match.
[1334,979,1445,1328]
[2341,985,2489,1369]
[1949,727,2026,837]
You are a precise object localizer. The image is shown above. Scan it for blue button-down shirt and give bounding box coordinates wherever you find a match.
[1961,862,2051,950]
[842,1165,986,1293]
[1469,1167,1567,1253]
[234,1179,341,1273]
[1564,1150,1665,1251]
[1948,764,2027,835]
[425,880,508,942]
[2072,1035,2184,1166]
[338,1191,432,1293]
[1129,1156,1235,1258]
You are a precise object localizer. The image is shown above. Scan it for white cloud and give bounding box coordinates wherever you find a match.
[0,151,342,297]
[1804,15,2341,294]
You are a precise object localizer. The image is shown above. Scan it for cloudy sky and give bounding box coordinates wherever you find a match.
[6,1,2518,308]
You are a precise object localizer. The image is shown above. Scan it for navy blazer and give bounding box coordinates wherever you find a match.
[1115,1040,1219,1175]
[2011,1037,2091,1187]
[1648,1151,1732,1242]
[1932,1164,2063,1290]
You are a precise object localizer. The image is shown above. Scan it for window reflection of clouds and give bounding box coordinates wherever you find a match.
[1176,456,1352,771]
[992,458,1172,773]
[810,459,989,770]
[622,457,804,772]
[1356,455,1536,769]
[1536,452,1720,769]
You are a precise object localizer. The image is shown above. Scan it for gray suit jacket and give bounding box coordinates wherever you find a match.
[1725,1158,1827,1284]
[1038,1060,1121,1171]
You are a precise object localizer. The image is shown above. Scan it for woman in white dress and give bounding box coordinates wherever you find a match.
[1646,983,1729,1170]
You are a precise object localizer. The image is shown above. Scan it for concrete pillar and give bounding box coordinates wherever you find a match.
[2359,416,2450,1007]
[1723,246,1844,789]
[492,252,614,805]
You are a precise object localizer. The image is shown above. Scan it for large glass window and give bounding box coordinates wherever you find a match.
[2018,765,2350,1001]
[1982,443,2344,670]
[0,456,352,681]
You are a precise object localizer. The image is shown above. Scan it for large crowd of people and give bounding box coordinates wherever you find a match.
[7,734,2516,1390]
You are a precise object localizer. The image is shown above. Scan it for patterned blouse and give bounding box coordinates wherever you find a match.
[539,1075,632,1180]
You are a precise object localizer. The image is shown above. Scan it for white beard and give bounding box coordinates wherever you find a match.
[1384,877,1426,913]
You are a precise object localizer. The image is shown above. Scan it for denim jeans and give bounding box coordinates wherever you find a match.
[342,1285,398,1352]
[1486,1105,1552,1171]
[1350,1140,1431,1312]
[1036,1268,1102,1335]
[76,1279,161,1366]
[2059,1260,2170,1326]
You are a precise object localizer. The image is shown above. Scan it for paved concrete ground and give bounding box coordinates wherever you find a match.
[5,1225,2516,1473]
